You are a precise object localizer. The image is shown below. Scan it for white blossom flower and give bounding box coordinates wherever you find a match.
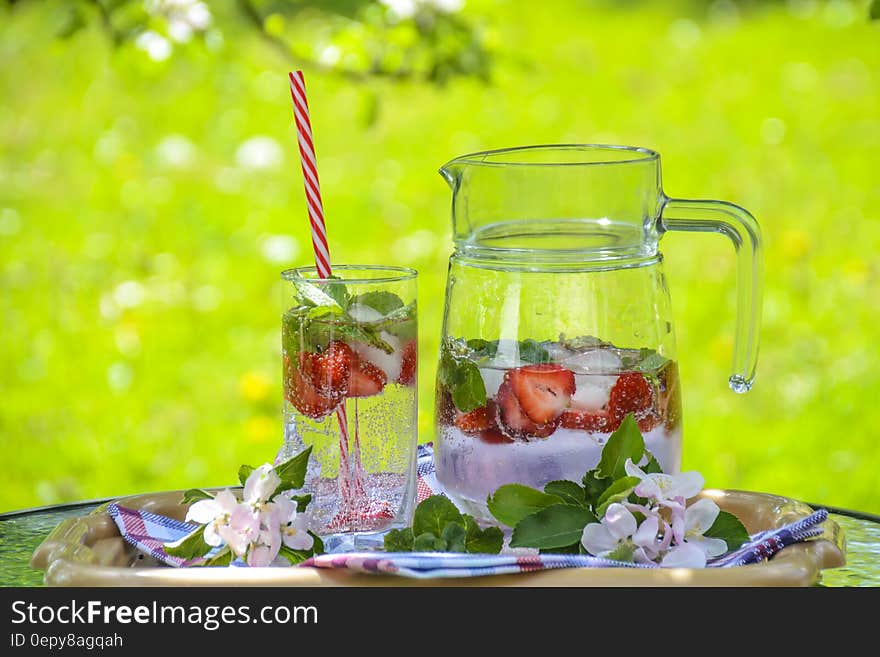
[624,458,704,507]
[661,542,708,568]
[671,498,728,558]
[185,489,239,547]
[272,495,315,551]
[243,464,281,506]
[215,504,260,557]
[582,503,659,562]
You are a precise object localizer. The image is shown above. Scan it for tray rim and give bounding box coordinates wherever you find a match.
[30,488,846,587]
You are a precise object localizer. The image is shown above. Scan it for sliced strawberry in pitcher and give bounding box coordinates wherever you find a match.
[560,408,610,432]
[284,356,337,419]
[608,371,655,429]
[507,364,576,425]
[454,401,497,435]
[397,340,417,386]
[478,426,514,444]
[347,358,388,397]
[299,340,353,404]
[496,380,557,440]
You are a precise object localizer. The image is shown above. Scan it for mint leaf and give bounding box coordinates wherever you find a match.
[293,280,345,310]
[352,291,404,315]
[441,522,467,552]
[202,548,233,567]
[636,350,669,374]
[518,339,551,364]
[704,510,750,552]
[487,484,564,528]
[596,414,644,480]
[461,515,504,554]
[510,504,597,549]
[384,527,414,552]
[413,532,446,551]
[451,360,487,413]
[273,446,312,493]
[466,339,498,358]
[543,480,586,507]
[165,527,213,560]
[595,476,641,518]
[182,489,214,505]
[323,275,350,309]
[238,465,255,487]
[412,495,463,538]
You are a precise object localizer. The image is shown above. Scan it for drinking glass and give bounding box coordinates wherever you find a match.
[279,265,418,551]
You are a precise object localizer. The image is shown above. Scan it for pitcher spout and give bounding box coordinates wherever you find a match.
[438,159,464,189]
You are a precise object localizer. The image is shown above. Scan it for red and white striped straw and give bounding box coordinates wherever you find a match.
[288,70,332,279]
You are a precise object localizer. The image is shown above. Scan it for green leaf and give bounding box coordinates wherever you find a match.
[165,527,213,560]
[605,543,635,562]
[543,480,586,507]
[309,531,324,555]
[278,544,311,565]
[596,414,644,480]
[352,291,404,315]
[412,495,463,538]
[539,543,581,555]
[273,446,312,492]
[518,339,551,364]
[582,470,611,507]
[237,465,255,487]
[294,279,345,311]
[413,532,446,551]
[461,515,504,554]
[441,522,467,552]
[290,493,312,512]
[465,339,498,358]
[704,510,750,552]
[487,484,564,528]
[323,275,350,309]
[202,548,233,567]
[595,476,641,518]
[383,527,414,552]
[182,489,214,505]
[643,452,664,475]
[510,504,597,549]
[450,360,487,412]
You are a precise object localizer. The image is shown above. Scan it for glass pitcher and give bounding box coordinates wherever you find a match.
[433,144,761,521]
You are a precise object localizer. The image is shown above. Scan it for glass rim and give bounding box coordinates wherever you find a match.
[442,144,660,168]
[281,264,418,285]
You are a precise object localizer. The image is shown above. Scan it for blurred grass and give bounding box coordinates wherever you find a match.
[1,0,878,513]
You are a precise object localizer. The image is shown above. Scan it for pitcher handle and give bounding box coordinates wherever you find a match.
[659,197,763,393]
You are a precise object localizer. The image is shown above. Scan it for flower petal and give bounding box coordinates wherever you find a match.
[670,471,704,500]
[604,503,637,541]
[633,515,659,548]
[582,523,618,555]
[684,498,720,535]
[624,458,646,480]
[661,543,707,568]
[185,498,219,524]
[688,535,729,558]
[244,464,282,504]
[213,489,239,514]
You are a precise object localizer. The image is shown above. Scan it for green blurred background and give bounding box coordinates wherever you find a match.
[1,0,878,513]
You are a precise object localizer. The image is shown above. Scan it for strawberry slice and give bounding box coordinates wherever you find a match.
[347,358,388,397]
[397,340,417,386]
[454,401,497,435]
[507,364,576,425]
[560,408,610,432]
[477,427,514,445]
[608,371,655,429]
[284,355,337,419]
[495,380,557,440]
[298,340,353,404]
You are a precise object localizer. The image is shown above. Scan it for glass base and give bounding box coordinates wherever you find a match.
[321,528,398,553]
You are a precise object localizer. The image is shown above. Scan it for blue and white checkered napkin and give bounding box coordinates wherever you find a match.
[108,444,829,577]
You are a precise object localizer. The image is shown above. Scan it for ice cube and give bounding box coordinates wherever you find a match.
[347,303,385,323]
[352,331,403,382]
[479,367,506,398]
[563,349,622,374]
[571,374,615,409]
